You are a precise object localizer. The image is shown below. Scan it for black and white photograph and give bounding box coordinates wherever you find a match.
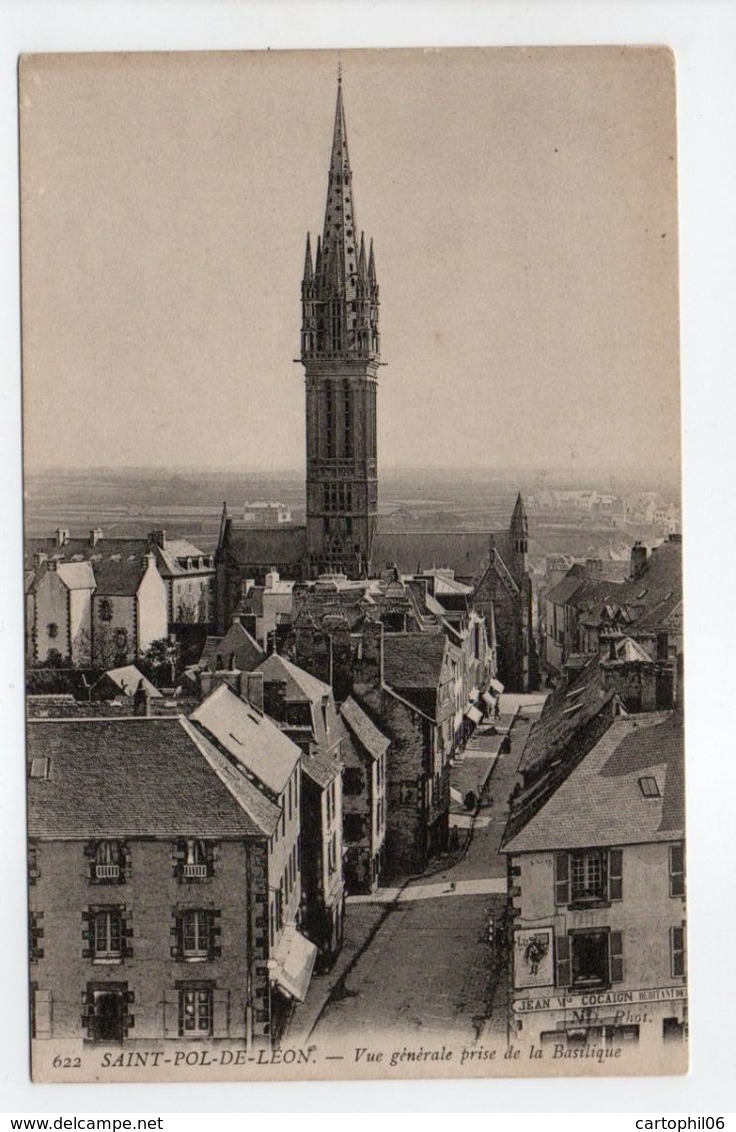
[19,44,686,1084]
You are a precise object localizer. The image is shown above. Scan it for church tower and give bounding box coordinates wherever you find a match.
[301,75,381,578]
[510,492,529,585]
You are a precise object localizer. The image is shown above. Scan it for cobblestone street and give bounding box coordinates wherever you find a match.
[287,695,546,1046]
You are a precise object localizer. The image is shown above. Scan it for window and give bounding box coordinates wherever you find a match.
[555,848,622,905]
[669,843,685,898]
[671,924,686,978]
[638,775,661,798]
[94,840,122,881]
[28,845,40,885]
[29,911,44,962]
[181,910,212,960]
[344,813,365,842]
[343,767,363,795]
[47,622,59,639]
[113,628,128,653]
[328,831,338,875]
[99,599,113,622]
[556,930,623,989]
[93,909,123,961]
[179,987,213,1038]
[177,839,211,881]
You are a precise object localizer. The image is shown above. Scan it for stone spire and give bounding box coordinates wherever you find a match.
[301,75,379,360]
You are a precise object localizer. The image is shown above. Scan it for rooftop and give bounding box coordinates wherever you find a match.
[27,715,278,840]
[190,683,301,796]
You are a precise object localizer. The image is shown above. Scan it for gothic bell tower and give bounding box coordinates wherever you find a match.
[301,74,381,579]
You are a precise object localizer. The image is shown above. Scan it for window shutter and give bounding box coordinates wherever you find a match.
[123,913,134,959]
[163,991,181,1039]
[609,930,624,983]
[171,912,183,960]
[608,849,623,901]
[669,843,685,898]
[81,910,94,959]
[209,911,222,959]
[671,926,685,978]
[555,935,571,987]
[35,988,52,1038]
[212,989,230,1039]
[554,853,570,905]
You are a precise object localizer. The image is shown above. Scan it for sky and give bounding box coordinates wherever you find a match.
[19,47,680,479]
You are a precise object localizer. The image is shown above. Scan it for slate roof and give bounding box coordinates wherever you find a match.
[190,683,301,795]
[517,655,614,778]
[199,622,265,672]
[55,561,96,591]
[383,633,448,690]
[502,711,683,853]
[92,557,148,596]
[94,665,162,698]
[24,535,212,582]
[300,748,341,789]
[256,654,332,706]
[339,696,390,761]
[225,524,307,568]
[27,716,277,840]
[372,531,495,581]
[545,575,585,606]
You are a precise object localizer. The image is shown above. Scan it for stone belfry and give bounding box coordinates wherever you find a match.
[301,73,381,578]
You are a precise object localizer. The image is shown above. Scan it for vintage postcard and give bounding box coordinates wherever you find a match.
[20,46,684,1083]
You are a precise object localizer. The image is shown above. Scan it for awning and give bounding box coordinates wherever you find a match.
[489,678,505,695]
[270,925,318,1003]
[482,691,495,707]
[465,705,483,724]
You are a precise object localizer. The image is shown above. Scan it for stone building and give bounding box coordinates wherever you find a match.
[501,709,685,1061]
[27,715,293,1050]
[337,696,389,894]
[254,653,346,970]
[212,79,537,690]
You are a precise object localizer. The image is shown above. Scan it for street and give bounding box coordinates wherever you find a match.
[287,694,546,1045]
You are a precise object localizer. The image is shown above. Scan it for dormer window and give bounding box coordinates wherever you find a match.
[176,838,212,881]
[93,840,122,882]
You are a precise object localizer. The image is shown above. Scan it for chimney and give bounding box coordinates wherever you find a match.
[46,558,58,572]
[89,528,103,547]
[55,528,69,547]
[150,529,166,549]
[630,542,649,580]
[353,619,384,699]
[245,671,264,713]
[263,678,287,722]
[142,550,156,571]
[33,551,47,568]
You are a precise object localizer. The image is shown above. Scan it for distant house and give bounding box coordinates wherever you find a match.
[254,653,346,969]
[198,621,266,675]
[338,696,389,893]
[90,666,162,703]
[30,560,96,666]
[91,553,168,667]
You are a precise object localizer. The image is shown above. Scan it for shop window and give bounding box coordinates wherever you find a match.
[85,982,130,1043]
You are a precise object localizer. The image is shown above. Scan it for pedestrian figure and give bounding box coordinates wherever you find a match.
[489,795,494,808]
[494,698,501,721]
[447,881,456,893]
